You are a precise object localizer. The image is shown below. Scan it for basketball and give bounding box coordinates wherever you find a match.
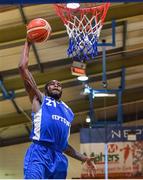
[27,18,51,43]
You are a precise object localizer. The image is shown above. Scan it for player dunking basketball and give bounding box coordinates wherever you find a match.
[18,40,96,179]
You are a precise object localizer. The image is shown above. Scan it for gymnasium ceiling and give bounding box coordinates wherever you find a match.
[0,3,143,146]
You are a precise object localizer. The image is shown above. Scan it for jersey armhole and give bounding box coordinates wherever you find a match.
[31,95,45,115]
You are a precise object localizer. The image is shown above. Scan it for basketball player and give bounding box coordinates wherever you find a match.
[19,40,96,179]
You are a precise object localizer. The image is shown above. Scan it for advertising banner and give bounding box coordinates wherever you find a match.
[80,127,143,178]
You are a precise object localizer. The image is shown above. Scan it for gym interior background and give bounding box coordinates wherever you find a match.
[0,2,143,179]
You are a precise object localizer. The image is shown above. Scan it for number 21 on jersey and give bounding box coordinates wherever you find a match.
[46,98,56,107]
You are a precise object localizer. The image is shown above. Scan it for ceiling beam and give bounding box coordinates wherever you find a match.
[106,3,143,21]
[0,21,124,50]
[1,112,143,147]
[0,86,143,128]
[0,111,30,128]
[69,86,143,113]
[2,50,143,91]
[0,135,30,147]
[0,47,122,77]
[0,70,122,100]
[0,3,143,43]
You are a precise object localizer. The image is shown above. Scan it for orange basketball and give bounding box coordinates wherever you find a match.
[27,18,51,43]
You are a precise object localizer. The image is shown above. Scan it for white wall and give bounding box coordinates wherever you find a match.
[66,133,82,179]
[0,133,81,179]
[0,142,29,179]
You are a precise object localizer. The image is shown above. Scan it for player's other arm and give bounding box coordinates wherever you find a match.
[64,144,88,162]
[64,145,96,177]
[64,144,96,165]
[64,144,96,177]
[18,40,43,103]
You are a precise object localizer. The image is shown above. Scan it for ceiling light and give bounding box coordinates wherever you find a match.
[93,93,116,98]
[83,86,116,97]
[86,115,91,123]
[77,75,88,81]
[67,3,80,9]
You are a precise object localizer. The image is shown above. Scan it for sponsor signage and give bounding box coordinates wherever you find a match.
[80,127,143,178]
[80,126,143,143]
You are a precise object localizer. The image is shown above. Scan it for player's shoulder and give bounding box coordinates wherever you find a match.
[61,101,74,116]
[33,92,44,103]
[61,101,70,109]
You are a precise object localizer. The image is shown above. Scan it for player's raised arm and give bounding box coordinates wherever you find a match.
[18,40,43,103]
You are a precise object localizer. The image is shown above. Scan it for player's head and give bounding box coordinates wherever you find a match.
[45,80,62,100]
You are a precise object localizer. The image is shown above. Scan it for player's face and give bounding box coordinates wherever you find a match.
[46,80,62,100]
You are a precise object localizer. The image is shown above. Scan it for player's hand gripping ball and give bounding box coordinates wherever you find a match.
[27,18,52,43]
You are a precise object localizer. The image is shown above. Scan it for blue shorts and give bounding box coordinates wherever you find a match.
[24,141,68,179]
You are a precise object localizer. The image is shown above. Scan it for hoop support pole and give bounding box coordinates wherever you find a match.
[88,89,95,128]
[83,67,126,126]
[0,80,14,99]
[104,142,108,180]
[97,20,116,47]
[117,67,125,124]
[102,42,107,88]
[0,80,22,113]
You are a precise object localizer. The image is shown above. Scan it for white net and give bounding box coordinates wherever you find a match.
[54,3,110,61]
[66,15,103,39]
[65,14,103,60]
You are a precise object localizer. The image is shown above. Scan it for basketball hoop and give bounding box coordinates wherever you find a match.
[54,3,110,61]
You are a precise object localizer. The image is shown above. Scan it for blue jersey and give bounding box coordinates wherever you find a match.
[30,96,74,151]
